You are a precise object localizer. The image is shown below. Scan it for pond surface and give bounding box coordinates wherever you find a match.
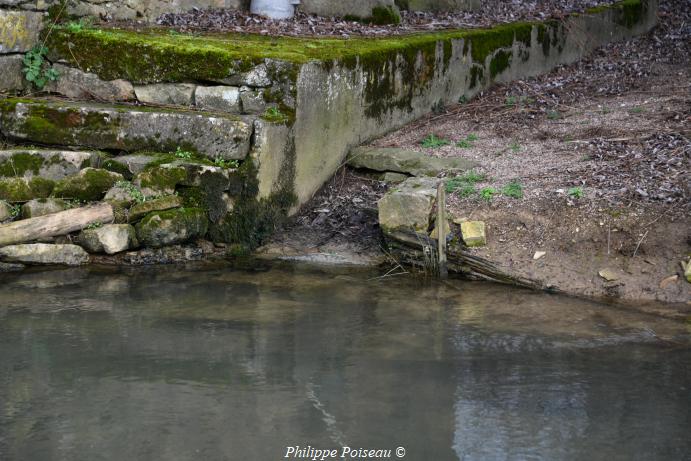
[1,264,690,461]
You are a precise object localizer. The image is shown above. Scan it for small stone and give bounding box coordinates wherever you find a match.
[195,86,241,113]
[103,183,142,207]
[533,251,546,260]
[218,64,272,87]
[0,244,89,266]
[381,172,408,184]
[134,83,196,106]
[128,195,183,223]
[102,154,158,178]
[78,224,138,255]
[659,274,678,289]
[685,261,691,283]
[239,86,267,114]
[598,268,620,281]
[0,55,26,92]
[461,221,486,247]
[0,199,11,221]
[20,198,69,219]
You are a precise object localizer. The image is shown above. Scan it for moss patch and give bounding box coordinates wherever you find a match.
[0,177,55,202]
[51,168,122,201]
[0,153,44,177]
[135,207,208,247]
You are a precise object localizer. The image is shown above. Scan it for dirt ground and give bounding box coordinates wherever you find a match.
[262,0,690,313]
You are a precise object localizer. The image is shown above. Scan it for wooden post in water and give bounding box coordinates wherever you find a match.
[436,183,448,279]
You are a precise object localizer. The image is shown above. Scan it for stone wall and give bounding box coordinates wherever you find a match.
[291,0,659,205]
[0,0,244,21]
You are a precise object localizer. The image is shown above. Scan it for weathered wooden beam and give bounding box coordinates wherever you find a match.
[0,203,114,247]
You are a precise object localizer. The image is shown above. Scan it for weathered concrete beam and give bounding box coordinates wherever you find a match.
[0,99,254,160]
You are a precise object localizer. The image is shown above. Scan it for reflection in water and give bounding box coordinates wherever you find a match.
[0,264,689,461]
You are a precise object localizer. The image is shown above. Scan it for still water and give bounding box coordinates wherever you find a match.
[0,263,689,461]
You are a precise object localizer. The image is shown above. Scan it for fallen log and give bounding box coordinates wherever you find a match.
[0,203,114,247]
[385,229,545,291]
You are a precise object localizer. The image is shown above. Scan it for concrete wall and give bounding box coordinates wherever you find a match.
[291,0,659,206]
[0,0,244,21]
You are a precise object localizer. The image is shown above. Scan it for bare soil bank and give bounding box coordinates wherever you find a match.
[262,0,690,315]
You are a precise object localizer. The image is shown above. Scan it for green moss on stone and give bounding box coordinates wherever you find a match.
[0,177,55,202]
[135,207,208,247]
[586,0,647,28]
[135,165,187,192]
[0,153,44,177]
[51,168,122,201]
[490,49,512,78]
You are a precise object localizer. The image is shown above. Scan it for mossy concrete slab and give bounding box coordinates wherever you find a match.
[348,146,477,176]
[0,99,254,160]
[0,149,98,181]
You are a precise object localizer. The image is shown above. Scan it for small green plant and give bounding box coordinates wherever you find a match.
[65,18,92,33]
[505,96,517,106]
[445,170,486,196]
[85,221,103,230]
[115,180,145,204]
[174,147,193,159]
[9,203,20,218]
[502,181,524,199]
[214,158,240,169]
[263,107,288,122]
[480,187,498,201]
[458,95,469,104]
[630,106,645,114]
[466,133,479,142]
[456,139,472,148]
[510,141,521,152]
[22,46,59,89]
[568,186,584,198]
[547,110,561,120]
[421,134,450,148]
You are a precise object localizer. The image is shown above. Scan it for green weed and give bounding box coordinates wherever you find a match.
[502,181,523,199]
[421,134,450,148]
[568,186,583,198]
[174,147,193,159]
[480,187,498,201]
[22,46,59,89]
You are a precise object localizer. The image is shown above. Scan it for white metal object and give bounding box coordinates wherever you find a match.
[250,0,299,19]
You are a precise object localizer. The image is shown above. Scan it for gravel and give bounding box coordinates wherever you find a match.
[156,0,621,37]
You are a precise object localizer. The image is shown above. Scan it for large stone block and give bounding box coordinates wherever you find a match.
[51,168,123,202]
[0,55,26,92]
[195,86,241,113]
[78,224,138,254]
[0,10,43,53]
[0,243,89,266]
[45,64,135,101]
[348,146,476,176]
[0,99,254,160]
[378,177,439,233]
[20,198,69,219]
[0,149,97,180]
[134,83,196,106]
[135,208,208,248]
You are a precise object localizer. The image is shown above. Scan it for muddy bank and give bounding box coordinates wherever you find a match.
[261,0,690,313]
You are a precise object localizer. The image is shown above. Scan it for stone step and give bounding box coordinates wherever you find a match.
[0,148,103,181]
[0,98,254,160]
